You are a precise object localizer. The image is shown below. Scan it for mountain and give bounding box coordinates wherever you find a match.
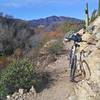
[0,15,83,55]
[28,16,83,27]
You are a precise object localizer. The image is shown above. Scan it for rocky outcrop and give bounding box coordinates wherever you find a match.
[73,17,100,100]
[7,86,36,100]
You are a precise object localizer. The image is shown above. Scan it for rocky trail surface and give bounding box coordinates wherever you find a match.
[35,55,76,100]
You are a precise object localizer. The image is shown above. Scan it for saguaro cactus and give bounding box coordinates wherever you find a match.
[85,0,89,29]
[98,0,100,16]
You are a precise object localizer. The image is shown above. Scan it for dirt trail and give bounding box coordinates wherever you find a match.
[34,55,77,100]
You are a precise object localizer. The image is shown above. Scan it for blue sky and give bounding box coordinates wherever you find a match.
[0,0,98,20]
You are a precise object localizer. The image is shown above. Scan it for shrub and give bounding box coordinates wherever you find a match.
[0,59,36,99]
[47,40,64,55]
[61,22,83,33]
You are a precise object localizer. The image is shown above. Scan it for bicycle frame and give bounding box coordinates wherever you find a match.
[71,42,78,60]
[69,40,93,81]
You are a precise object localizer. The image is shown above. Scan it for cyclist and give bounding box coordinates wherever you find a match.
[63,32,82,81]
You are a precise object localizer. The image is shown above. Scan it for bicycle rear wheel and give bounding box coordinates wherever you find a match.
[80,60,91,80]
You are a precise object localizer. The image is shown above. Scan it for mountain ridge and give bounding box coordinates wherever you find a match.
[0,15,83,55]
[28,16,83,27]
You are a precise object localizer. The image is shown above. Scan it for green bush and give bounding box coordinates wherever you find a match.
[61,22,84,33]
[47,40,64,55]
[0,59,36,100]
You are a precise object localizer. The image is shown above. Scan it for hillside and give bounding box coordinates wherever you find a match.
[0,16,83,56]
[0,16,35,55]
[6,17,100,100]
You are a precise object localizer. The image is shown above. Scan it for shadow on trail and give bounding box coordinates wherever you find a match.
[34,71,55,93]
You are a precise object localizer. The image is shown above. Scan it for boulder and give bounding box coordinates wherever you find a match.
[19,89,24,95]
[95,32,100,40]
[96,41,100,49]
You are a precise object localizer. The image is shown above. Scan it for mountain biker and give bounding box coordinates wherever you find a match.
[63,32,82,81]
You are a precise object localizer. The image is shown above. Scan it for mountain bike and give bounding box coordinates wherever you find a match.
[69,41,92,82]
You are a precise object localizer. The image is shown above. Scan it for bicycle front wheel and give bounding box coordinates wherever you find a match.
[70,55,77,81]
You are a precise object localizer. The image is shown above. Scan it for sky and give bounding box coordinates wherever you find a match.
[0,0,98,20]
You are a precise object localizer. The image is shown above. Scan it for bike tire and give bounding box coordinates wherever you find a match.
[69,49,73,68]
[80,60,91,80]
[70,55,77,81]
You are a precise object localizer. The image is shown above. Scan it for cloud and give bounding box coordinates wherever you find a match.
[0,0,81,8]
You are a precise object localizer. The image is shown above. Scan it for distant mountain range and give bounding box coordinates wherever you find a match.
[0,15,83,55]
[28,16,83,27]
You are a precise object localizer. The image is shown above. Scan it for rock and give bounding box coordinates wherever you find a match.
[78,28,85,35]
[96,41,100,49]
[82,33,95,43]
[95,32,100,40]
[6,95,11,99]
[30,86,36,94]
[18,98,24,100]
[68,96,76,100]
[87,25,95,34]
[12,92,19,97]
[96,63,100,71]
[19,89,24,95]
[74,80,96,100]
[14,95,19,100]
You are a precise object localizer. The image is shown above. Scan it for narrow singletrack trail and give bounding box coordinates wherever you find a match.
[34,55,77,100]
